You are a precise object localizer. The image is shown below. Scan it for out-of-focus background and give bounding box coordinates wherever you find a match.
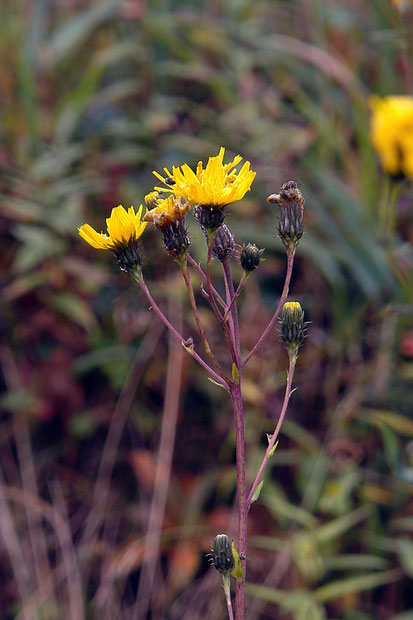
[1,0,413,618]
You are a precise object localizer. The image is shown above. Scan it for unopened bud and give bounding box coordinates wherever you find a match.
[210,534,235,576]
[267,181,304,253]
[161,221,190,257]
[240,243,264,272]
[280,301,305,358]
[211,224,235,261]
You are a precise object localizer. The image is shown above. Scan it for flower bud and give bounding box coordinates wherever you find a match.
[211,224,235,261]
[240,243,264,272]
[210,534,235,576]
[161,221,190,257]
[267,181,304,253]
[280,301,305,358]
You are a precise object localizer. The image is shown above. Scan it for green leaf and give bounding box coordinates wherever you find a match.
[362,408,413,437]
[43,1,120,65]
[47,292,97,332]
[268,440,279,457]
[315,569,401,603]
[314,506,369,544]
[231,541,245,581]
[250,481,264,505]
[396,539,413,578]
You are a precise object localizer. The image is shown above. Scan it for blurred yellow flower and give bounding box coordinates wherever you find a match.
[369,95,413,177]
[390,0,412,10]
[78,205,148,250]
[153,147,256,208]
[144,194,190,228]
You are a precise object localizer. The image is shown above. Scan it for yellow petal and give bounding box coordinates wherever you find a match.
[106,205,134,243]
[78,224,112,249]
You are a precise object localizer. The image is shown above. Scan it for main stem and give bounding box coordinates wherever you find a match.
[222,258,241,367]
[230,381,247,619]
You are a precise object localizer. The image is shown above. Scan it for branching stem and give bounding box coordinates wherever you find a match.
[181,262,231,384]
[243,250,295,368]
[135,273,230,391]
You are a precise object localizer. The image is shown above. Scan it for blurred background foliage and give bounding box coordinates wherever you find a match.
[1,0,413,618]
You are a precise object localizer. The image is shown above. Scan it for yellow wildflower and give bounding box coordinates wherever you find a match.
[144,194,190,228]
[369,95,413,177]
[78,205,147,250]
[153,147,256,208]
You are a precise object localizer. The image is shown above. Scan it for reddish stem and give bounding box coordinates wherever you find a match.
[205,242,238,366]
[137,275,230,391]
[247,355,297,507]
[181,264,230,384]
[230,381,247,619]
[243,251,295,368]
[186,253,226,308]
[223,274,248,324]
[222,258,241,368]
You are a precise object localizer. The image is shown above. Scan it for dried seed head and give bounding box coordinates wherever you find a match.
[267,181,305,253]
[280,301,306,359]
[240,243,264,272]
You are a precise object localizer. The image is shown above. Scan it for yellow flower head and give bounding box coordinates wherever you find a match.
[144,194,190,228]
[78,204,148,250]
[369,95,413,177]
[152,147,256,208]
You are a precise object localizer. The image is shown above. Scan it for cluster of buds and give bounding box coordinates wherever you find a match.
[267,181,305,253]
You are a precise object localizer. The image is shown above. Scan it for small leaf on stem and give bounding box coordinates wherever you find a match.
[232,363,239,384]
[250,480,264,504]
[231,541,245,581]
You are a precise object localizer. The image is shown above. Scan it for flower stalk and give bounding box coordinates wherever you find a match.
[78,152,306,620]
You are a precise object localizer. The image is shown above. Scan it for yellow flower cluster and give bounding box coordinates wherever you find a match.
[369,95,413,177]
[79,147,255,253]
[153,147,256,208]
